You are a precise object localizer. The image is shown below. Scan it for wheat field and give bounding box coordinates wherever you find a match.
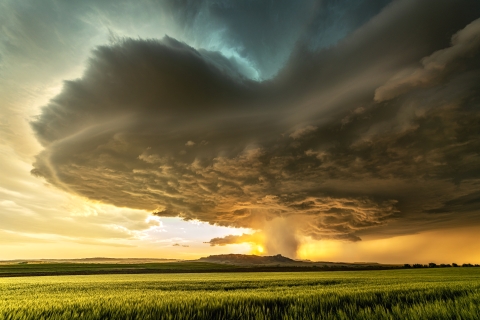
[1,268,479,319]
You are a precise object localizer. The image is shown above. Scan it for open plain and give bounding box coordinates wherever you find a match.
[1,268,479,319]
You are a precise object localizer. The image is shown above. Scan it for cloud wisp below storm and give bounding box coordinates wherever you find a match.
[31,0,480,257]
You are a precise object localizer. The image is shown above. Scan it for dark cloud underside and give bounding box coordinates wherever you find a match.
[31,0,480,254]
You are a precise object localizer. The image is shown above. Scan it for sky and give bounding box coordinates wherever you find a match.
[1,0,480,264]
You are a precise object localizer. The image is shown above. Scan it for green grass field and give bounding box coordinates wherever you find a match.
[1,268,479,319]
[0,261,396,277]
[0,262,237,276]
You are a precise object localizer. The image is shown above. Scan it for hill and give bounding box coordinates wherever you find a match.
[197,254,296,265]
[196,254,386,268]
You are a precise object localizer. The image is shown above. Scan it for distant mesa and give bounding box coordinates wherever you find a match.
[195,254,391,269]
[198,254,297,265]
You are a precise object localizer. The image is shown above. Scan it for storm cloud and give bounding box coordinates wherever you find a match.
[31,0,480,257]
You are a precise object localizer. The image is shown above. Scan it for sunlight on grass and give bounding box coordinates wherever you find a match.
[1,268,480,319]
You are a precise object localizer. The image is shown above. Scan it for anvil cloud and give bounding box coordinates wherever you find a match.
[29,0,480,257]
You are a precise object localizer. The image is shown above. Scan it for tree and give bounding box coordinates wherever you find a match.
[428,262,437,268]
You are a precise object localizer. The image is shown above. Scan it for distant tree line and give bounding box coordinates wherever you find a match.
[403,263,480,268]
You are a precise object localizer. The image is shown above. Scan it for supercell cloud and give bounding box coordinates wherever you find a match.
[31,0,480,257]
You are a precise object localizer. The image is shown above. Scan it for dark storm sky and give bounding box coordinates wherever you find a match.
[26,0,480,252]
